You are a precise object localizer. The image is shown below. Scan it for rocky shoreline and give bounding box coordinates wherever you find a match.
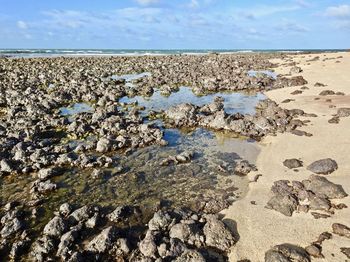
[1,53,342,261]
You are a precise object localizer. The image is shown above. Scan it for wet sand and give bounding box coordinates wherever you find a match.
[222,51,350,261]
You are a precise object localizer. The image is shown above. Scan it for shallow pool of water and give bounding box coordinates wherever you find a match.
[248,70,277,79]
[60,103,94,116]
[112,72,151,82]
[120,86,265,115]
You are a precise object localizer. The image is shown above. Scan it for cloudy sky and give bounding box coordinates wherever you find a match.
[0,0,349,49]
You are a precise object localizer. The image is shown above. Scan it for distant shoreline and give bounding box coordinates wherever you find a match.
[0,48,348,58]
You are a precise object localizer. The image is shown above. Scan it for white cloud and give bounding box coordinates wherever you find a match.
[238,5,301,20]
[295,0,311,8]
[188,0,200,9]
[326,5,350,18]
[276,21,309,33]
[135,0,160,6]
[17,20,28,29]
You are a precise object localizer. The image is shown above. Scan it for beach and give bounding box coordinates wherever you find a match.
[223,51,350,261]
[0,51,349,261]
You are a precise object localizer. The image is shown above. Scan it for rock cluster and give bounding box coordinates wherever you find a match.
[165,99,308,139]
[266,175,347,216]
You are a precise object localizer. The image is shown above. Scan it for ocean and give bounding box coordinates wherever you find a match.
[0,49,347,58]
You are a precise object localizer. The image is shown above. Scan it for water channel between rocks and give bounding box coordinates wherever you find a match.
[2,74,266,228]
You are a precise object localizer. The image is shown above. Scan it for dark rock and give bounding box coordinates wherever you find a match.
[332,223,350,238]
[319,90,335,96]
[341,247,350,259]
[314,232,332,245]
[314,82,326,87]
[291,90,303,95]
[328,116,340,124]
[304,175,347,199]
[281,99,295,103]
[234,160,257,175]
[266,193,298,216]
[305,244,323,258]
[311,212,330,219]
[174,249,206,262]
[307,158,338,174]
[291,130,312,137]
[283,159,303,169]
[265,243,310,262]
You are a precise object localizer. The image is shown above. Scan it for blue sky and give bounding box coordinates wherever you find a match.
[0,0,349,49]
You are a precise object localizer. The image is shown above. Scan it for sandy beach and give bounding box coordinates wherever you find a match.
[223,51,350,261]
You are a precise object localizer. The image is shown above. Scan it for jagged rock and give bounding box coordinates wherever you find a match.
[303,175,347,199]
[107,205,131,222]
[96,137,113,153]
[43,216,67,237]
[266,193,298,216]
[57,226,81,259]
[148,210,173,231]
[0,217,23,238]
[203,214,235,252]
[68,205,94,224]
[31,235,56,262]
[169,222,198,243]
[139,230,158,258]
[87,226,119,253]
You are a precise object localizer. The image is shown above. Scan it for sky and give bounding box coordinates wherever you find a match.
[0,0,349,49]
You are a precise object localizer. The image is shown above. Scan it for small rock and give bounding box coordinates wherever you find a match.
[139,230,158,259]
[319,90,335,96]
[305,244,323,258]
[203,214,235,252]
[283,159,303,169]
[266,193,298,217]
[43,216,67,237]
[87,226,119,253]
[174,249,206,262]
[311,212,330,219]
[332,223,350,238]
[59,203,72,217]
[265,243,310,262]
[38,167,63,181]
[107,206,131,222]
[340,247,350,259]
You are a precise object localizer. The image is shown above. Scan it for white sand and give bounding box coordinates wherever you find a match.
[222,51,350,261]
